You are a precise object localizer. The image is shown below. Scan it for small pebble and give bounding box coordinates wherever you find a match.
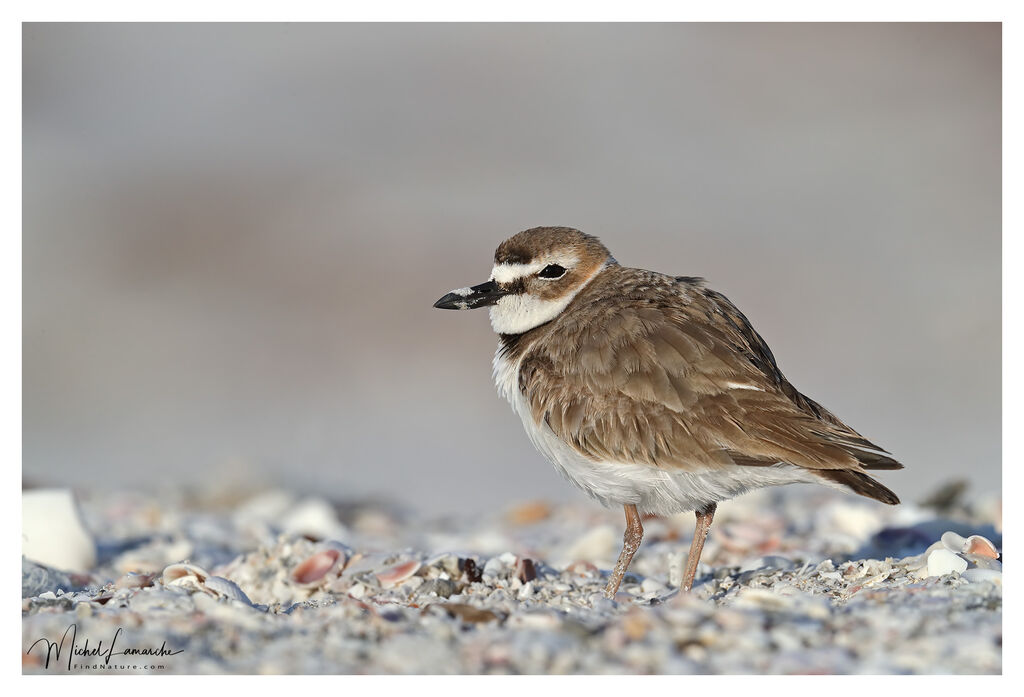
[417,578,455,599]
[481,557,504,577]
[641,577,665,594]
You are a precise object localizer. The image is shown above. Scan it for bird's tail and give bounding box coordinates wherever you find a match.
[815,467,901,505]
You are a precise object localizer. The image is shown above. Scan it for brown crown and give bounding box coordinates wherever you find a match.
[494,227,612,266]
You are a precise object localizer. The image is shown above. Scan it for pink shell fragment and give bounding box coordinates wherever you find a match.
[376,560,421,588]
[291,548,343,586]
[965,535,999,559]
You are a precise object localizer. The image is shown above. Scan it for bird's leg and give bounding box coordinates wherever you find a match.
[604,504,643,599]
[680,503,717,591]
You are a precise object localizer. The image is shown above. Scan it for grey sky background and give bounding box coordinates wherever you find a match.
[23,23,1000,513]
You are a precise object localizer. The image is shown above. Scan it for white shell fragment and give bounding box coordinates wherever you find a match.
[910,531,1001,579]
[22,489,97,572]
[939,531,967,552]
[927,548,968,577]
[202,576,254,605]
[162,562,209,586]
[161,562,253,605]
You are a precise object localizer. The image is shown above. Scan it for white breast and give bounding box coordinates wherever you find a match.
[492,349,820,516]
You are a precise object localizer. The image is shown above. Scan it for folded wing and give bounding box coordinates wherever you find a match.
[518,276,902,502]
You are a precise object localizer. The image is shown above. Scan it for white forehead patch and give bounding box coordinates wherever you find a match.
[490,262,545,284]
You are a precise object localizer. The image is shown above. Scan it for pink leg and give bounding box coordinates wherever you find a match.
[681,503,716,591]
[604,504,643,599]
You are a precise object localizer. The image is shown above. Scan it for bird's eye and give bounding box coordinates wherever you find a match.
[537,264,567,279]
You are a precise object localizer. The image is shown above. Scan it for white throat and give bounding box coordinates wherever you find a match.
[488,262,606,335]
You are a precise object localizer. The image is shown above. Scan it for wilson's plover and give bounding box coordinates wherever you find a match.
[434,227,901,597]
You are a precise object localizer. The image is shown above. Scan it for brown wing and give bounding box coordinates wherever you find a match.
[518,273,902,477]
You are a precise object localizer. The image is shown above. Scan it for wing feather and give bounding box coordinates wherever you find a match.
[518,271,903,476]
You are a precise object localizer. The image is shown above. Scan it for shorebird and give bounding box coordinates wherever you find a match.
[434,227,902,598]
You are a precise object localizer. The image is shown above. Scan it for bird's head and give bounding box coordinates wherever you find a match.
[433,226,614,334]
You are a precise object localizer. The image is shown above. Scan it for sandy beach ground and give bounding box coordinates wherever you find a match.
[22,484,1001,674]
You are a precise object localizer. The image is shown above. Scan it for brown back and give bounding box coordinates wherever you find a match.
[505,266,903,478]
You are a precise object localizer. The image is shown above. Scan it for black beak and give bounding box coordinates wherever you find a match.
[433,280,509,310]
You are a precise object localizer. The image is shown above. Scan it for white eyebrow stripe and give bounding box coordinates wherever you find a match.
[490,254,579,284]
[490,262,546,284]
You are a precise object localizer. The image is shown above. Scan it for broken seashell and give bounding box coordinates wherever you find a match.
[202,575,254,605]
[425,553,460,578]
[905,556,930,579]
[291,545,347,588]
[160,562,253,604]
[926,548,968,577]
[939,531,999,559]
[939,531,967,553]
[340,551,392,577]
[22,489,97,572]
[965,535,999,559]
[162,562,208,587]
[482,557,505,579]
[376,560,421,588]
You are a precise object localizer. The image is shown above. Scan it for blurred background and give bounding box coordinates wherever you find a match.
[23,23,1000,514]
